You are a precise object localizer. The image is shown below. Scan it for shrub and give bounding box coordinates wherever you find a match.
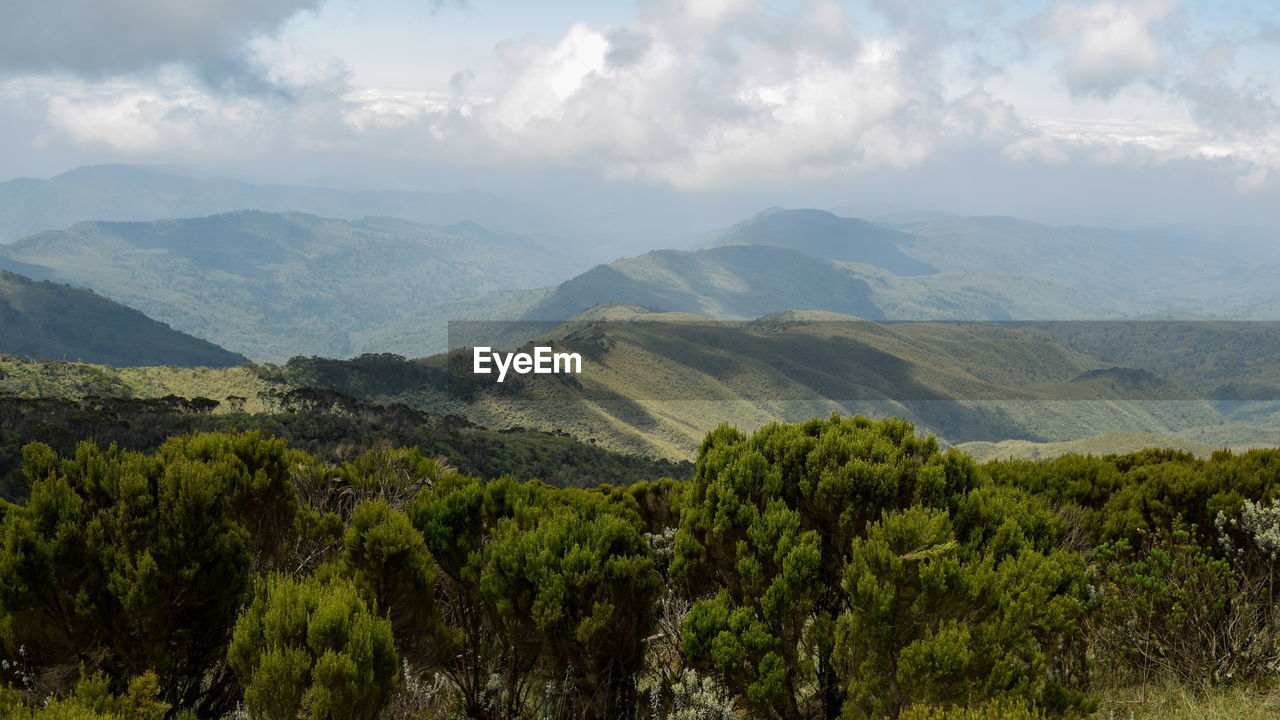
[0,433,297,713]
[1089,524,1273,685]
[673,415,1090,720]
[227,575,399,720]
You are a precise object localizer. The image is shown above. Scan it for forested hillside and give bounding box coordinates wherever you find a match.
[0,270,246,367]
[0,211,587,360]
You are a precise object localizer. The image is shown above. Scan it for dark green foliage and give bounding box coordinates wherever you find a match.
[1,671,171,720]
[0,389,692,503]
[7,414,1280,718]
[985,448,1280,549]
[409,475,661,720]
[839,506,1091,718]
[227,575,399,720]
[674,415,1090,720]
[0,431,298,715]
[329,499,456,667]
[1090,525,1272,685]
[0,270,247,367]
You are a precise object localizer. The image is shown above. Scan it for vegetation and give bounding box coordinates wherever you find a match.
[1,414,1277,718]
[0,211,577,360]
[0,378,692,503]
[0,271,245,367]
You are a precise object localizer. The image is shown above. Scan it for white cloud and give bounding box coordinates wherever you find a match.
[1,0,1277,206]
[1043,0,1175,98]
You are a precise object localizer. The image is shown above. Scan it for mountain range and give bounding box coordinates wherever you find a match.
[0,211,593,361]
[0,164,573,243]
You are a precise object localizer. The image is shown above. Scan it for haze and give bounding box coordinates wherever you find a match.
[0,0,1277,238]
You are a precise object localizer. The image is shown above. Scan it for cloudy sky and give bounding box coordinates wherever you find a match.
[2,0,1277,230]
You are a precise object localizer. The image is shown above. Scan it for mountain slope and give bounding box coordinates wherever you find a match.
[0,211,586,361]
[705,207,935,275]
[0,271,246,367]
[516,244,1132,325]
[280,310,1223,459]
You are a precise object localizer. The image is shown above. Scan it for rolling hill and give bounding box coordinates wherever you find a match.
[0,211,591,361]
[0,270,246,367]
[514,244,1132,323]
[702,208,936,275]
[277,309,1228,459]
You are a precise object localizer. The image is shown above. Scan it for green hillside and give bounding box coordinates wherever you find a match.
[0,211,587,361]
[279,310,1230,459]
[0,270,246,367]
[513,244,1132,326]
[705,207,936,275]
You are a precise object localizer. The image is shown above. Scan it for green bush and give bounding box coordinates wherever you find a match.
[1,671,171,720]
[0,432,296,713]
[1090,524,1273,685]
[673,415,1091,720]
[227,575,399,720]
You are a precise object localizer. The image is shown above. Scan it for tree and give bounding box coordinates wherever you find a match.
[329,499,456,667]
[838,504,1091,718]
[0,432,298,714]
[227,575,399,720]
[674,415,980,720]
[674,415,1091,719]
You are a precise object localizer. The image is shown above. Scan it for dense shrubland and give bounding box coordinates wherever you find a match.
[2,416,1280,719]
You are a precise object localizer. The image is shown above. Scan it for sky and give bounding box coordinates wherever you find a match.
[1,0,1278,231]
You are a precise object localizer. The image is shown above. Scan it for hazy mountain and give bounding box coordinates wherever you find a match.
[0,270,246,367]
[0,211,589,361]
[0,164,574,243]
[892,215,1280,315]
[514,244,1131,325]
[705,208,935,275]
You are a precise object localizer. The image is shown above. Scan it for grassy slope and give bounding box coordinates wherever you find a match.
[290,310,1231,460]
[0,270,246,367]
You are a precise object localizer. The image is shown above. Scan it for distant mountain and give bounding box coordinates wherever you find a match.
[0,270,246,367]
[0,164,573,243]
[705,208,935,275]
[0,211,588,361]
[514,244,1131,325]
[891,215,1280,316]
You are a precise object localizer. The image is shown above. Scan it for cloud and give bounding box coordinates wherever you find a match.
[1043,0,1175,98]
[0,0,332,88]
[1,0,1276,210]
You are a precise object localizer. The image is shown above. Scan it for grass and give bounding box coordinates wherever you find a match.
[1094,684,1280,719]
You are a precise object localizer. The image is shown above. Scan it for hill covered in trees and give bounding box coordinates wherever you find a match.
[0,211,590,360]
[0,270,246,367]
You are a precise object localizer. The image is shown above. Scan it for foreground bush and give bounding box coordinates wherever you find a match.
[0,671,170,720]
[674,415,1091,720]
[0,432,297,714]
[227,575,399,720]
